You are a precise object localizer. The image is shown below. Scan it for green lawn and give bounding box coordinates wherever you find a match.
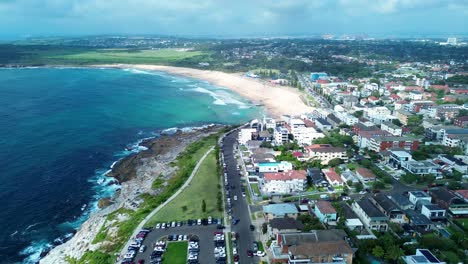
[147,151,222,223]
[163,241,188,264]
[454,219,468,232]
[47,48,209,65]
[251,183,261,196]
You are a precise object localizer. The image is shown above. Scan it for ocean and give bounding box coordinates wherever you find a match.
[0,67,260,263]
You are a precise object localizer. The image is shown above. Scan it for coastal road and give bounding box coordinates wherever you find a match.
[118,146,214,262]
[222,130,257,264]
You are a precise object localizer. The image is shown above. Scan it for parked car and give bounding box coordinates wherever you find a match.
[255,251,266,257]
[139,245,146,253]
[247,250,253,257]
[249,225,255,231]
[253,242,258,251]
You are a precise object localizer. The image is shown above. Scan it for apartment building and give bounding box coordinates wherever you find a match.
[305,144,347,165]
[262,170,308,194]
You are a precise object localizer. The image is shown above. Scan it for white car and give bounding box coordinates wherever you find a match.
[359,191,367,195]
[342,196,351,201]
[155,223,161,229]
[255,251,266,257]
[233,195,238,201]
[233,247,237,254]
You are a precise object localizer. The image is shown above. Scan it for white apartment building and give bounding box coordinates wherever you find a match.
[238,128,256,145]
[273,127,289,145]
[289,119,324,145]
[304,144,347,165]
[262,170,307,194]
[336,112,359,126]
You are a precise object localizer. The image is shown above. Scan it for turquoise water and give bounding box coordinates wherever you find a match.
[0,67,260,263]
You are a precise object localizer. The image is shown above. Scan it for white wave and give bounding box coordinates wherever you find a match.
[10,230,18,237]
[20,240,52,264]
[123,68,157,75]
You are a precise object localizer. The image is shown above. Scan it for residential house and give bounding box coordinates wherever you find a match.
[421,204,446,222]
[355,168,376,184]
[326,114,341,127]
[402,160,439,176]
[352,199,389,231]
[341,170,359,184]
[389,193,414,210]
[263,203,299,221]
[408,191,432,205]
[262,170,308,194]
[314,201,337,223]
[268,217,304,237]
[305,144,347,165]
[395,110,414,125]
[454,189,468,203]
[342,204,363,231]
[370,193,406,223]
[403,249,445,264]
[288,118,324,145]
[322,168,344,186]
[430,188,468,218]
[258,161,293,173]
[406,211,433,232]
[307,168,329,187]
[270,230,354,264]
[315,118,333,131]
[438,154,468,174]
[389,150,413,169]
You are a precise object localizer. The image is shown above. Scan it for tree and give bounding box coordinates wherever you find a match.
[262,223,268,234]
[202,200,206,213]
[385,244,404,263]
[328,158,344,167]
[360,159,372,168]
[457,109,468,118]
[181,205,187,212]
[372,246,385,258]
[392,119,402,126]
[354,182,363,192]
[407,115,423,127]
[353,110,363,118]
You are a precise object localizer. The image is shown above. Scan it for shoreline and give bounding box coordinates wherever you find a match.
[1,64,314,118]
[40,125,224,263]
[96,64,314,118]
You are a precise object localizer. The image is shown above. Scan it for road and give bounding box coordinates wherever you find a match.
[222,130,258,264]
[298,73,333,109]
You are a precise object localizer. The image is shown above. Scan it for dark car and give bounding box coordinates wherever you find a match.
[234,255,239,261]
[249,225,255,231]
[217,224,225,229]
[231,219,239,225]
[137,260,144,264]
[247,250,253,257]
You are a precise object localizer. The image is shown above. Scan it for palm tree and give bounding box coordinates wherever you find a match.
[385,243,404,264]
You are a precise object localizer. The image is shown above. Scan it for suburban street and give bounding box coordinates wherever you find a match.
[222,130,258,264]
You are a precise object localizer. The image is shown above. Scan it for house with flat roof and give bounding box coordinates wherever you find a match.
[270,230,354,264]
[352,199,389,231]
[409,191,432,205]
[403,249,445,264]
[315,118,332,131]
[263,203,299,221]
[262,170,308,194]
[402,160,439,177]
[421,204,446,222]
[430,188,468,218]
[314,201,337,223]
[268,217,304,237]
[389,150,413,169]
[305,144,347,165]
[258,161,293,173]
[406,211,433,232]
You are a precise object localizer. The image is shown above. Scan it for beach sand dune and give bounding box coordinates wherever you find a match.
[100,64,314,118]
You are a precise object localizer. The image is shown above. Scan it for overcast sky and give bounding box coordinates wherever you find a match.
[0,0,467,39]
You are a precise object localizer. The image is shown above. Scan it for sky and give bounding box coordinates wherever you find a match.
[0,0,467,39]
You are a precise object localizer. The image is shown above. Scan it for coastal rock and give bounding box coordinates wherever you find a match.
[97,198,113,209]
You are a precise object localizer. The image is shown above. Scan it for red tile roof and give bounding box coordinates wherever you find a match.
[454,190,468,199]
[356,167,376,179]
[322,168,343,183]
[264,170,307,181]
[368,96,379,101]
[315,201,337,214]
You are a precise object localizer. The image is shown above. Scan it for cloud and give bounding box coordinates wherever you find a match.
[0,0,466,37]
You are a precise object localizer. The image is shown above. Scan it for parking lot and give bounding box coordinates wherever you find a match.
[132,224,220,264]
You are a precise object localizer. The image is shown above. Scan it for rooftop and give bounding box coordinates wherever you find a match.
[315,201,337,215]
[409,191,430,198]
[269,217,304,230]
[264,170,307,181]
[322,168,343,183]
[280,230,353,257]
[263,203,299,216]
[356,199,387,218]
[390,150,412,158]
[356,167,376,179]
[389,193,412,207]
[422,204,444,211]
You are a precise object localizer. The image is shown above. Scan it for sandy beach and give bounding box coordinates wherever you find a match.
[98,64,314,118]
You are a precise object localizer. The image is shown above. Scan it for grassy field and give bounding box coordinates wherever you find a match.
[147,151,222,224]
[46,48,210,65]
[251,183,261,196]
[163,241,188,264]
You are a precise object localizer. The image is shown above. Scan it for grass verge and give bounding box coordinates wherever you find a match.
[146,151,222,223]
[251,183,261,196]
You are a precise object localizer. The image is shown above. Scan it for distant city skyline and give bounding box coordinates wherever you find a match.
[0,0,467,39]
